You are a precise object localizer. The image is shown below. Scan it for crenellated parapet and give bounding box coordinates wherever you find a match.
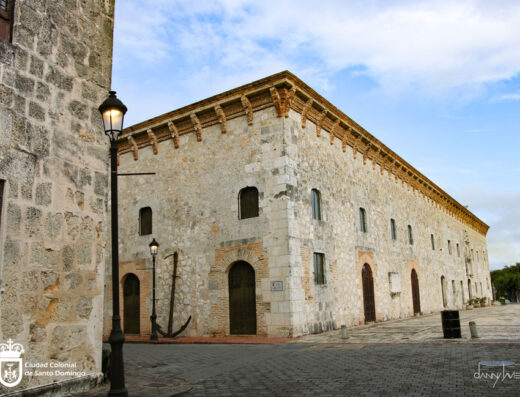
[118,71,489,236]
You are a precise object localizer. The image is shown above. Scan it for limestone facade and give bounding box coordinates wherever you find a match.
[109,71,491,339]
[0,0,114,392]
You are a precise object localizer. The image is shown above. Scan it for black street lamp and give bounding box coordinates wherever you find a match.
[149,238,159,341]
[99,91,128,397]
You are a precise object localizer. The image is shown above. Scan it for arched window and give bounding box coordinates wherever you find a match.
[311,189,321,220]
[139,207,152,235]
[359,208,367,233]
[408,225,413,245]
[239,187,259,219]
[390,218,396,240]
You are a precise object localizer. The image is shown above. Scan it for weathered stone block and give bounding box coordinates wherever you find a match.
[6,202,22,233]
[76,296,93,319]
[29,101,46,121]
[94,172,107,196]
[15,74,36,96]
[35,182,52,205]
[62,245,75,271]
[25,207,42,237]
[65,273,82,289]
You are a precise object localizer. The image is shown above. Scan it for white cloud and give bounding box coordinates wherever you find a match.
[114,0,520,95]
[490,92,520,102]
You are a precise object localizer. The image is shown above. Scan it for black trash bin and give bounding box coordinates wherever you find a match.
[441,310,461,338]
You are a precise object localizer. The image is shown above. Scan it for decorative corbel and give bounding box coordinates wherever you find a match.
[352,134,362,159]
[214,105,227,134]
[147,129,159,155]
[128,136,138,161]
[316,110,328,137]
[301,99,312,129]
[342,127,349,152]
[361,142,371,165]
[168,121,179,149]
[241,95,254,125]
[283,86,296,117]
[270,86,283,117]
[190,113,203,142]
[330,119,339,145]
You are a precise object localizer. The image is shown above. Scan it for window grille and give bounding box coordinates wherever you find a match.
[408,225,413,245]
[311,189,321,220]
[139,207,152,235]
[313,253,325,285]
[390,219,396,240]
[239,187,259,219]
[359,208,367,233]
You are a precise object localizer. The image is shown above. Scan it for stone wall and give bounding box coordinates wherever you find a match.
[111,75,491,339]
[281,109,491,335]
[110,108,294,338]
[0,0,114,392]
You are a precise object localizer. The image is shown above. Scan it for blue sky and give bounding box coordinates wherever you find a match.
[112,0,520,271]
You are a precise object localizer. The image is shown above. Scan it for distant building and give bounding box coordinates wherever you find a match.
[0,0,114,393]
[108,71,492,338]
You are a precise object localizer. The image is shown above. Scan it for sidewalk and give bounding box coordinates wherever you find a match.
[122,335,295,344]
[297,303,520,344]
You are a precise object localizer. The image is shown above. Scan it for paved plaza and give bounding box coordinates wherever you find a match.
[72,304,520,396]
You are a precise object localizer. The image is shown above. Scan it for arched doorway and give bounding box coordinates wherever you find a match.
[411,269,421,314]
[468,279,472,300]
[123,274,140,334]
[228,261,256,335]
[362,264,376,323]
[441,276,447,308]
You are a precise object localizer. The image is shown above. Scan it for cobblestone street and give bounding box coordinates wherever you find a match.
[74,305,520,396]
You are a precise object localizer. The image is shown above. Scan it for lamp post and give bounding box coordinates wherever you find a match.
[99,91,128,397]
[149,238,159,341]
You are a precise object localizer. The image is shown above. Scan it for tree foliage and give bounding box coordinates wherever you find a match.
[491,263,520,302]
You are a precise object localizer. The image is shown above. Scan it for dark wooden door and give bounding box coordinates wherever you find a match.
[362,264,376,323]
[124,274,140,334]
[229,261,256,335]
[411,269,421,314]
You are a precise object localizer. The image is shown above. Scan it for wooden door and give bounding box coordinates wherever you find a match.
[362,264,376,323]
[411,269,421,314]
[229,261,256,335]
[123,274,140,334]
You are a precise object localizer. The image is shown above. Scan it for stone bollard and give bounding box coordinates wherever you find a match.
[341,325,348,339]
[469,321,479,339]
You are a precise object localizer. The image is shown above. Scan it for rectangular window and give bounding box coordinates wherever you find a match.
[311,189,321,220]
[390,218,396,240]
[430,234,435,250]
[0,180,4,231]
[456,243,460,257]
[0,0,14,42]
[359,208,367,233]
[408,225,413,245]
[448,240,452,255]
[313,253,325,285]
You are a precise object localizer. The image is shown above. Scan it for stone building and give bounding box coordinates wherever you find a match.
[0,0,114,394]
[108,71,492,339]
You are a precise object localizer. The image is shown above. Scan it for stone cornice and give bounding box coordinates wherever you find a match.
[118,71,489,236]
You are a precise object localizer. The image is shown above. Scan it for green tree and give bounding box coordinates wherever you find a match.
[491,263,520,302]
